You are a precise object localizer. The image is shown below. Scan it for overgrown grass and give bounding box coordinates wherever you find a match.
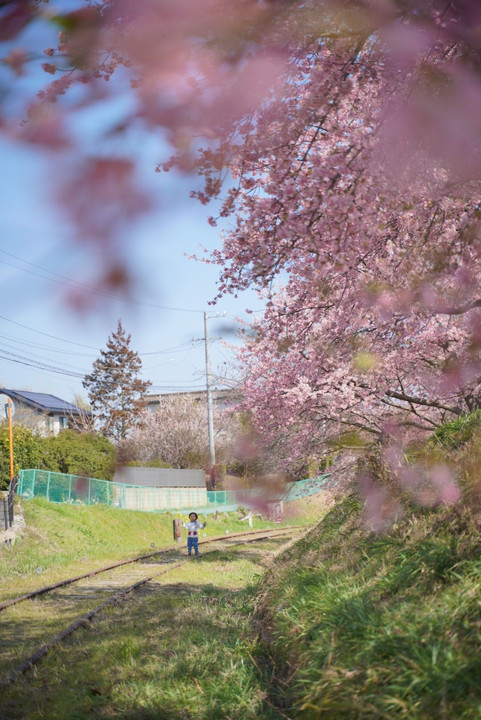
[431,409,481,449]
[0,499,174,598]
[0,538,291,720]
[253,495,481,718]
[15,457,481,718]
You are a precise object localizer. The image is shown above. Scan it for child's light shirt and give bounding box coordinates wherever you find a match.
[183,520,205,538]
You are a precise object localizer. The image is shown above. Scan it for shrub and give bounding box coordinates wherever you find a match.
[432,410,481,450]
[123,458,172,469]
[0,423,43,490]
[42,430,116,481]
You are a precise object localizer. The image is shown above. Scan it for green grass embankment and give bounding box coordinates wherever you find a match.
[8,459,481,719]
[253,494,481,718]
[1,535,292,720]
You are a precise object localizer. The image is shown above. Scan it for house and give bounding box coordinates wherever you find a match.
[146,388,239,413]
[0,389,85,437]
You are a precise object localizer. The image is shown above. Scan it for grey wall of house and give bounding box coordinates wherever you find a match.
[114,467,206,488]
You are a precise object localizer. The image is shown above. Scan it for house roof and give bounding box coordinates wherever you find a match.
[0,389,83,416]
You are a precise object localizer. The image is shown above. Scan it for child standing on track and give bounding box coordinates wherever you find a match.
[183,512,206,556]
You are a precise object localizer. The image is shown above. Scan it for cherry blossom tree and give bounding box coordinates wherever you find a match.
[204,6,481,472]
[4,0,481,480]
[2,1,481,295]
[124,394,239,470]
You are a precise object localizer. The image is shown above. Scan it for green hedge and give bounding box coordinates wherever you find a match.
[0,426,116,490]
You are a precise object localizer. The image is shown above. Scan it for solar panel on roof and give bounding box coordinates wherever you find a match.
[17,392,77,410]
[0,389,81,414]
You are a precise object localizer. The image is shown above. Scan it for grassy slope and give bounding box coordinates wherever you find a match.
[0,496,326,720]
[254,494,481,719]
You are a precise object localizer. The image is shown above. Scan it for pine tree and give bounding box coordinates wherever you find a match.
[83,320,151,440]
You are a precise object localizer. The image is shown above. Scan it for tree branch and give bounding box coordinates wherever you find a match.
[385,390,462,415]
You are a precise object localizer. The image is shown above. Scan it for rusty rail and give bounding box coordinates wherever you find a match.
[0,525,299,613]
[0,528,301,687]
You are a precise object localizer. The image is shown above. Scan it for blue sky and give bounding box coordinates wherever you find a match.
[0,136,260,405]
[0,4,263,407]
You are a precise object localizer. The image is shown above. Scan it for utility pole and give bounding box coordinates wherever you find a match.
[204,311,216,490]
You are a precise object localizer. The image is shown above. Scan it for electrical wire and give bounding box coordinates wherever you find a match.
[0,250,204,313]
[0,314,101,350]
[0,350,85,379]
[0,315,197,357]
[0,340,88,374]
[0,332,99,357]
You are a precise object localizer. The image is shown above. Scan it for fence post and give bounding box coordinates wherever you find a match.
[46,472,51,501]
[88,477,91,506]
[8,475,16,527]
[1,497,7,531]
[173,518,182,542]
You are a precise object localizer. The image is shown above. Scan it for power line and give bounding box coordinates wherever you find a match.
[0,350,85,379]
[0,250,266,316]
[139,341,196,356]
[0,342,206,386]
[148,385,209,392]
[0,315,199,356]
[0,250,204,313]
[0,349,206,387]
[0,329,199,362]
[0,331,98,357]
[0,314,101,350]
[0,341,88,374]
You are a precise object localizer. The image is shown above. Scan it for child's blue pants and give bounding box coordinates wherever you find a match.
[188,537,199,555]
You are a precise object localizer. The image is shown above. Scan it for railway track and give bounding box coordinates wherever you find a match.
[0,526,301,687]
[0,525,298,613]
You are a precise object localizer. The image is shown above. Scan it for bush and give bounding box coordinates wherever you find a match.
[42,430,116,481]
[0,423,43,490]
[124,458,172,469]
[432,410,481,449]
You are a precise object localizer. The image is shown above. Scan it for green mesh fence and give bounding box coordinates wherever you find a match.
[16,469,331,515]
[283,475,331,501]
